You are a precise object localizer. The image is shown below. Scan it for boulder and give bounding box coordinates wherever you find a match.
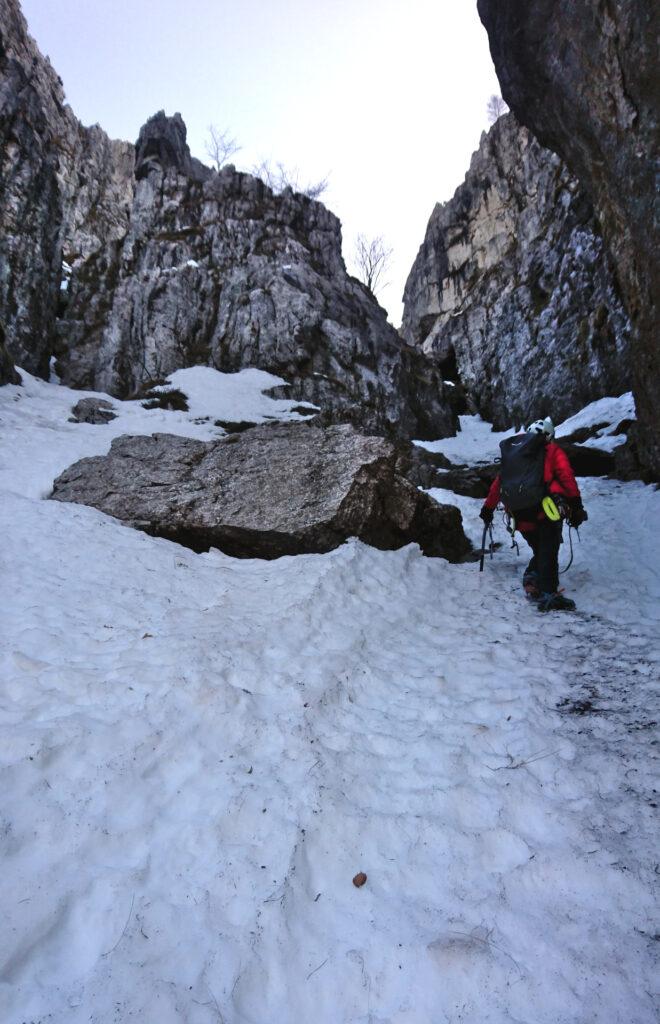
[557,443,614,478]
[430,465,496,500]
[69,397,117,423]
[395,444,453,490]
[398,446,497,499]
[50,423,471,561]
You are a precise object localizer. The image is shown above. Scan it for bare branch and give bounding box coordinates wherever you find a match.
[205,124,241,171]
[251,158,328,199]
[353,233,393,297]
[487,94,508,124]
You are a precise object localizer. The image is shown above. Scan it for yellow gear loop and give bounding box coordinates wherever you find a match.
[542,496,561,521]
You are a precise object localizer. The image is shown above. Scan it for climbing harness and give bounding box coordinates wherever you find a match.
[482,502,578,575]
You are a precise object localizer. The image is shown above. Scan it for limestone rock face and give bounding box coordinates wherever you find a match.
[0,0,134,378]
[0,0,73,378]
[49,423,471,561]
[134,110,209,184]
[0,0,453,440]
[477,0,659,477]
[401,114,630,429]
[57,111,453,439]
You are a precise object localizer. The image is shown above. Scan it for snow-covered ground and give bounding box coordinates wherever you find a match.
[415,413,516,465]
[0,368,315,501]
[1,373,658,1024]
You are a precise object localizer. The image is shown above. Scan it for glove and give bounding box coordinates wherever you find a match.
[566,497,588,528]
[479,505,494,526]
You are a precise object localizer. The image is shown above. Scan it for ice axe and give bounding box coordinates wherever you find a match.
[479,522,494,572]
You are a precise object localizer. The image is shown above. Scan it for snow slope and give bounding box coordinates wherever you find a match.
[415,413,516,465]
[0,368,314,501]
[1,375,658,1024]
[555,392,636,453]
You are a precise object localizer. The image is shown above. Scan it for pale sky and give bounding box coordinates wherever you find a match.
[21,0,500,324]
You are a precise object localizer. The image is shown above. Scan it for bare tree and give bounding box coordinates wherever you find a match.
[487,94,508,124]
[353,234,393,296]
[251,159,328,199]
[205,124,241,171]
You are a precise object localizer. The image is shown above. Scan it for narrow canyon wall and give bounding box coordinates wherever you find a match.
[477,0,659,475]
[402,114,630,428]
[0,0,135,380]
[1,0,75,378]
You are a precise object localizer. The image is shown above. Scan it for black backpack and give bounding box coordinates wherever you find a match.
[499,433,547,511]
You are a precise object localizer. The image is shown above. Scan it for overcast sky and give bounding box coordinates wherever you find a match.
[21,0,501,324]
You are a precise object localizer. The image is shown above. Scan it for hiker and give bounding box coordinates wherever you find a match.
[479,417,588,612]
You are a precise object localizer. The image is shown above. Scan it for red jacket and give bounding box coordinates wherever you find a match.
[484,441,580,532]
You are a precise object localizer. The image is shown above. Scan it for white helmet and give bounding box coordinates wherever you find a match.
[526,416,555,439]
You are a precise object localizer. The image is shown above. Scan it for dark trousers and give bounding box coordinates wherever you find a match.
[522,520,562,594]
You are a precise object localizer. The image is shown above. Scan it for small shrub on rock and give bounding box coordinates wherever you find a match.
[141,388,189,412]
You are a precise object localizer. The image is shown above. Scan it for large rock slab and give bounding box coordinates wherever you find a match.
[559,442,615,478]
[478,0,659,478]
[50,423,471,561]
[402,114,630,429]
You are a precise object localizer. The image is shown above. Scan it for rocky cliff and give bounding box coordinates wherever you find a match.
[401,114,630,429]
[1,0,74,379]
[477,0,659,476]
[57,111,453,439]
[0,0,453,440]
[0,0,134,380]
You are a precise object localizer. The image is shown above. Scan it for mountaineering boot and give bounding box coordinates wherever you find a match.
[522,570,540,600]
[537,591,576,612]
